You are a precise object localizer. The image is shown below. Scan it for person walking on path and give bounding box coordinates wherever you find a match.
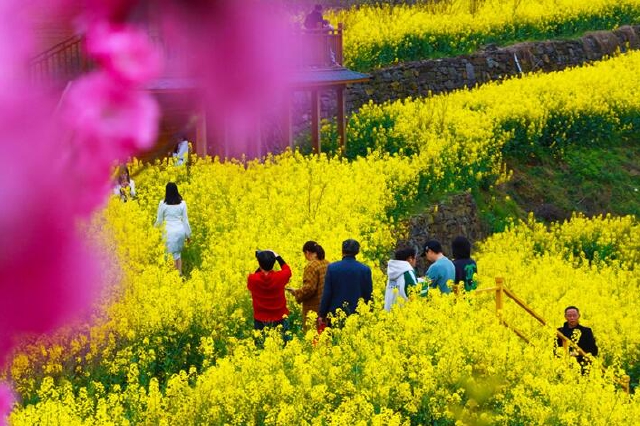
[154,182,192,275]
[422,240,455,295]
[248,250,292,341]
[384,246,419,311]
[287,241,329,331]
[318,239,373,327]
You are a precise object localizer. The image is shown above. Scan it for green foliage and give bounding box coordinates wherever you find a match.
[337,2,640,71]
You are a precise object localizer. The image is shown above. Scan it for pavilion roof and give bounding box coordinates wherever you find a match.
[290,67,370,88]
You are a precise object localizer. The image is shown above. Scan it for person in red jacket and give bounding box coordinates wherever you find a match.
[247,250,292,340]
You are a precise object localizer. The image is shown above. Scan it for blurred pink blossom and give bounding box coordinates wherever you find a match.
[64,72,159,152]
[0,90,99,356]
[0,382,14,426]
[86,21,162,85]
[0,4,30,86]
[60,71,159,214]
[159,0,296,157]
[0,0,156,359]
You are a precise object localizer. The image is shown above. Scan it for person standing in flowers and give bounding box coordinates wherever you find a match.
[154,182,192,275]
[451,236,478,292]
[173,134,189,166]
[384,246,419,311]
[557,306,598,370]
[286,241,329,331]
[248,250,292,339]
[421,240,455,295]
[318,239,373,327]
[112,165,136,202]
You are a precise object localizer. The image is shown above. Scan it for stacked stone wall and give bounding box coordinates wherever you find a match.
[394,193,486,275]
[347,25,640,110]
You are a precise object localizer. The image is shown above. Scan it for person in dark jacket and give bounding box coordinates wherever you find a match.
[451,236,478,292]
[304,4,329,30]
[318,239,372,327]
[247,250,292,337]
[557,306,598,370]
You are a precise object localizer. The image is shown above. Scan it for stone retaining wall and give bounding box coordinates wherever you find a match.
[347,25,640,110]
[395,193,486,275]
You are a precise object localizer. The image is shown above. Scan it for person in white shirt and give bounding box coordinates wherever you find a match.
[173,135,190,166]
[113,166,136,201]
[154,182,192,275]
[384,247,419,311]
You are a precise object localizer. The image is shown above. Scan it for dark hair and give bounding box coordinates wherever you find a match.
[302,240,325,260]
[451,236,472,259]
[256,250,276,271]
[423,240,443,255]
[118,166,131,185]
[164,182,183,205]
[395,247,416,261]
[342,239,360,256]
[565,306,580,314]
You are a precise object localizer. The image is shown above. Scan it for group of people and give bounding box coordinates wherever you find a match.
[246,236,479,337]
[245,236,599,372]
[115,159,599,369]
[384,237,478,311]
[112,136,190,201]
[111,136,193,273]
[248,239,372,336]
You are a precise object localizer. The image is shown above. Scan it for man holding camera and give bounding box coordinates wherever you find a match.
[247,250,292,335]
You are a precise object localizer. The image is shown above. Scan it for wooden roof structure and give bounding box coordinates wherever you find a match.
[30,21,369,159]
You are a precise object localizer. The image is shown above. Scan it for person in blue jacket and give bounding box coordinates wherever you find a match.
[318,239,372,327]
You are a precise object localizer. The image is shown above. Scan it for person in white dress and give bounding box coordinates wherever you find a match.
[154,182,192,275]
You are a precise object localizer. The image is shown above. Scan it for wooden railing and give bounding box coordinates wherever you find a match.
[29,35,90,85]
[461,278,631,394]
[29,23,346,86]
[296,23,344,69]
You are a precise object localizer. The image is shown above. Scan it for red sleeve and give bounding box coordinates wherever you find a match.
[282,264,292,278]
[275,264,292,287]
[247,274,255,291]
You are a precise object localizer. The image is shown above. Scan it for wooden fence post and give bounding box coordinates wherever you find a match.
[495,277,504,316]
[453,283,462,296]
[622,375,631,394]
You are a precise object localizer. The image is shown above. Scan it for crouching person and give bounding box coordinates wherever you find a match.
[248,250,292,345]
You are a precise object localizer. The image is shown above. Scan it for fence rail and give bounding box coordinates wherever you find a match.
[464,277,631,394]
[30,22,347,85]
[29,35,90,85]
[295,24,344,69]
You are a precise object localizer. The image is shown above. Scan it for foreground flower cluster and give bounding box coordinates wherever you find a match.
[4,150,639,423]
[330,0,640,70]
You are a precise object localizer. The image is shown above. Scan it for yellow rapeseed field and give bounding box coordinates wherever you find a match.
[5,41,640,426]
[6,153,639,424]
[329,0,640,70]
